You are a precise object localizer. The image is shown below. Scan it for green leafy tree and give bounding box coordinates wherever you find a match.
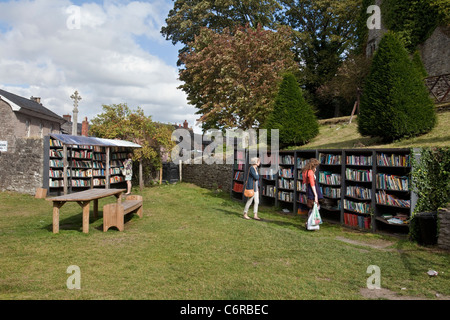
[161,0,281,65]
[179,24,297,131]
[89,104,175,171]
[277,0,362,118]
[264,73,319,147]
[358,32,437,141]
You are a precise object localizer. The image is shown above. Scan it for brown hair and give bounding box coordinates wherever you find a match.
[302,158,320,174]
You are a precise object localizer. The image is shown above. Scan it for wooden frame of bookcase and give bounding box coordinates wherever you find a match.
[43,135,136,196]
[233,147,416,235]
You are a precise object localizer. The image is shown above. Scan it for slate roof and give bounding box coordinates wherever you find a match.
[0,88,65,122]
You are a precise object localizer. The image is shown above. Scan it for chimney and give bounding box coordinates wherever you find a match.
[81,117,89,137]
[31,96,41,104]
[63,114,72,123]
[183,120,188,129]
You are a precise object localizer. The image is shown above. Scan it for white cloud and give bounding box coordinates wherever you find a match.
[0,0,201,132]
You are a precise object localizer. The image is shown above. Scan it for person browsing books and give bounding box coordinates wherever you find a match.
[243,157,261,220]
[123,153,133,195]
[302,158,323,227]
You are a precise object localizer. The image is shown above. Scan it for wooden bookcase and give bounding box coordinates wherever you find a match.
[232,147,415,235]
[44,136,131,195]
[260,150,278,207]
[230,147,247,202]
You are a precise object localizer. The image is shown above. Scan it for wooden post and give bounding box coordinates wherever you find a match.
[139,159,143,191]
[159,166,162,185]
[63,145,68,195]
[106,147,110,189]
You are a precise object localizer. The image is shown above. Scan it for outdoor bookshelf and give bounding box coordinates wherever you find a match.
[317,149,343,223]
[230,147,247,202]
[232,147,416,235]
[43,134,141,196]
[277,151,295,213]
[260,151,278,207]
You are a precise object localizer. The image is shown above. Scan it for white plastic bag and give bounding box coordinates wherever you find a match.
[307,203,322,230]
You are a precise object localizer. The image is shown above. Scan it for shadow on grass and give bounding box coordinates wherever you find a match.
[42,210,113,233]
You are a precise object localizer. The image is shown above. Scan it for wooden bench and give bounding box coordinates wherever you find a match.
[103,195,143,232]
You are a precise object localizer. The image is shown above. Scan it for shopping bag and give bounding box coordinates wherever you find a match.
[306,203,321,230]
[312,203,322,225]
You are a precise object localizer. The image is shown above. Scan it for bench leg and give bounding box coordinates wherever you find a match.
[103,204,124,232]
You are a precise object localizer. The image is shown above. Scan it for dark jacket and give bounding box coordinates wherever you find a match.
[245,166,259,191]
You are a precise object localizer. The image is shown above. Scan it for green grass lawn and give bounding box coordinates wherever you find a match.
[1,183,449,300]
[287,110,450,150]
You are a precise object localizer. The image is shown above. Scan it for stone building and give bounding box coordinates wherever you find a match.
[0,88,66,153]
[0,88,66,194]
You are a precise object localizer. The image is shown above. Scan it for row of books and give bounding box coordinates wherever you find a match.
[278,178,294,189]
[233,182,244,193]
[323,186,341,198]
[278,168,294,178]
[71,169,93,178]
[93,146,105,152]
[110,176,125,184]
[298,193,307,204]
[380,213,409,225]
[279,155,295,165]
[93,153,106,161]
[71,160,92,168]
[377,153,410,167]
[49,139,63,147]
[71,150,93,159]
[111,160,124,168]
[260,168,276,180]
[111,152,128,160]
[278,191,294,202]
[346,185,372,200]
[93,162,106,169]
[319,153,342,165]
[319,171,341,185]
[343,199,371,214]
[376,190,411,208]
[346,155,373,166]
[262,185,276,197]
[234,171,245,181]
[376,174,409,191]
[71,179,92,187]
[345,168,372,182]
[297,181,307,192]
[71,144,92,150]
[49,179,64,187]
[296,158,309,169]
[93,178,106,186]
[344,213,371,230]
[49,149,63,158]
[49,160,63,167]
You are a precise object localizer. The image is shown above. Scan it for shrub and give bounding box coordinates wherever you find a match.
[358,32,436,141]
[264,73,319,147]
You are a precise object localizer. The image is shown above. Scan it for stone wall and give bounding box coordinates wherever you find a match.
[438,204,450,251]
[419,26,450,77]
[0,137,44,195]
[182,163,233,192]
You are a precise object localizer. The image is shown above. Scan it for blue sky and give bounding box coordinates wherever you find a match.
[0,0,200,132]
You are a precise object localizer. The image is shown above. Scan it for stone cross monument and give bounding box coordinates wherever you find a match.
[70,90,82,136]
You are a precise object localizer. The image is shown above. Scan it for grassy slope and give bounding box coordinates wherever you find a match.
[1,184,449,300]
[286,111,450,150]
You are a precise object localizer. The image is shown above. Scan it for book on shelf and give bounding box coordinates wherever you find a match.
[344,212,371,229]
[50,149,63,157]
[260,167,276,180]
[296,181,307,192]
[49,139,63,147]
[375,190,410,208]
[345,168,372,182]
[233,182,244,193]
[376,173,409,191]
[234,171,245,181]
[296,158,309,169]
[278,178,294,189]
[298,193,307,204]
[323,186,341,198]
[346,155,373,166]
[262,185,276,197]
[377,153,410,167]
[343,199,371,214]
[49,159,64,167]
[319,171,341,185]
[71,150,93,159]
[71,169,93,177]
[278,168,293,178]
[319,153,341,165]
[279,155,295,165]
[346,185,371,200]
[278,191,294,202]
